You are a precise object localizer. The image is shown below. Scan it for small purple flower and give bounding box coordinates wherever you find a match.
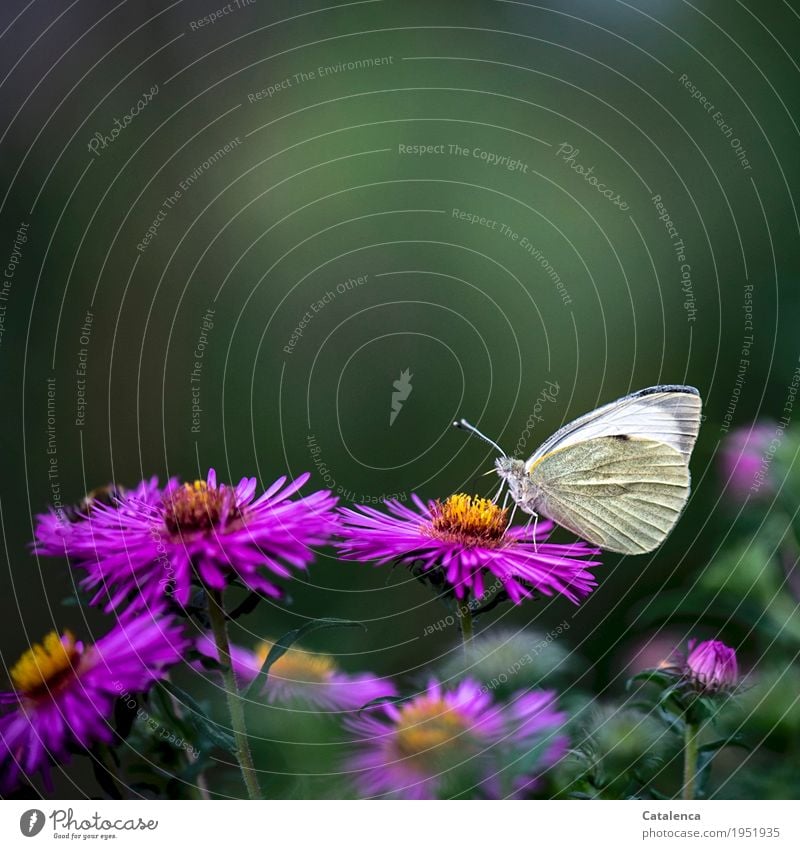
[337,493,600,604]
[0,613,187,792]
[685,639,739,692]
[37,470,338,612]
[719,424,775,500]
[344,677,567,799]
[194,634,396,712]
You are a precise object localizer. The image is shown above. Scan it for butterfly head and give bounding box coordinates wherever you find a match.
[453,418,530,503]
[494,456,527,497]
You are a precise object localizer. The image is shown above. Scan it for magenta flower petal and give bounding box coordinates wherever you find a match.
[685,639,739,692]
[337,493,601,605]
[193,634,396,713]
[344,677,567,799]
[0,612,188,793]
[35,471,338,613]
[719,424,775,500]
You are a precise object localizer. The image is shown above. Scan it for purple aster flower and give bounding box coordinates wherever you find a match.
[39,470,338,612]
[719,424,775,500]
[337,493,600,604]
[344,677,567,799]
[34,477,168,554]
[0,613,187,792]
[193,634,396,712]
[685,639,739,693]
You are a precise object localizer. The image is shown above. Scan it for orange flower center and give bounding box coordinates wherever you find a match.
[396,697,469,763]
[256,642,336,684]
[426,493,508,547]
[10,631,82,698]
[163,480,239,533]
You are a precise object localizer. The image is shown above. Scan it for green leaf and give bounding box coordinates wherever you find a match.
[185,647,225,674]
[698,736,751,755]
[90,746,123,800]
[113,695,138,741]
[159,681,236,754]
[627,669,675,691]
[357,695,414,715]
[244,617,366,700]
[694,735,750,798]
[227,591,262,620]
[695,749,715,798]
[657,705,686,734]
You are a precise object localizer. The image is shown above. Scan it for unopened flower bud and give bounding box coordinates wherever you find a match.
[686,639,738,692]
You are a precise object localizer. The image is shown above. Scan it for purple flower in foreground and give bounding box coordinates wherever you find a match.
[345,678,567,799]
[337,493,600,604]
[38,470,338,612]
[34,477,168,553]
[685,639,739,693]
[719,424,775,500]
[194,635,396,712]
[0,613,187,792]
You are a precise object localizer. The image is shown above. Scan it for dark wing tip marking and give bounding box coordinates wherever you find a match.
[632,385,700,398]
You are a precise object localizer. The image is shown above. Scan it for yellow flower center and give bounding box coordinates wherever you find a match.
[427,493,508,547]
[256,642,337,684]
[394,697,471,763]
[10,631,82,698]
[163,480,239,534]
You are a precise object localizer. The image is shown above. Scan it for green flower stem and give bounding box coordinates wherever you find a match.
[207,589,262,800]
[682,721,700,800]
[97,744,123,799]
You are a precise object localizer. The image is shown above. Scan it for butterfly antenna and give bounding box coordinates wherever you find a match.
[452,418,507,457]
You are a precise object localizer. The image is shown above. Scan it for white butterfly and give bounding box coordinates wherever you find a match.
[455,385,702,554]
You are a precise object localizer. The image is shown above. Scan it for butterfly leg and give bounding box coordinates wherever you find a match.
[522,512,539,551]
[492,480,505,504]
[506,500,518,530]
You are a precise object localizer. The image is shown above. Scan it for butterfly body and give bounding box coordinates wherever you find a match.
[495,456,541,514]
[459,385,702,555]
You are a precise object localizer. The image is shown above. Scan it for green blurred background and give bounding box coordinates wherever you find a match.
[1,0,798,797]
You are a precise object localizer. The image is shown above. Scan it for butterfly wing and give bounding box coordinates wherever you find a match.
[528,435,691,554]
[525,385,701,471]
